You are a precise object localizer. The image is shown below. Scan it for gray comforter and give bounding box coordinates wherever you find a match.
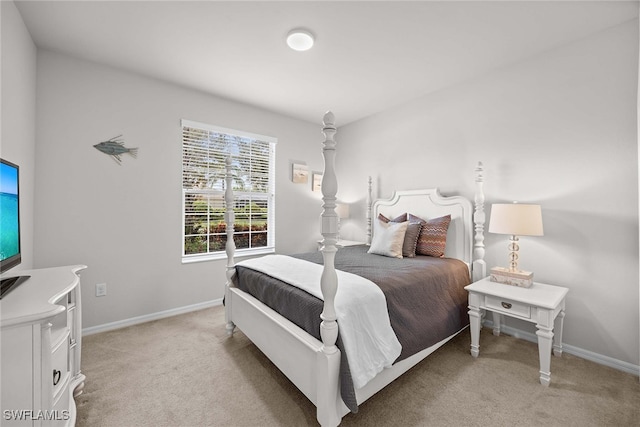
[234,244,470,413]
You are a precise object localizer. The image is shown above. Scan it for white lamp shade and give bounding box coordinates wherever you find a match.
[336,203,350,219]
[489,203,543,236]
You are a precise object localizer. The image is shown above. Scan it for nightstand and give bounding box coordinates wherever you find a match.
[465,277,569,386]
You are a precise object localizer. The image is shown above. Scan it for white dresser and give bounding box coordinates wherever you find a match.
[1,265,86,426]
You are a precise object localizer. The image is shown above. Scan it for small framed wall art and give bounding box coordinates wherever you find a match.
[312,172,323,192]
[291,162,309,184]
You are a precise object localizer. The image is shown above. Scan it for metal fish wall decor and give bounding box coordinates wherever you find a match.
[93,135,138,165]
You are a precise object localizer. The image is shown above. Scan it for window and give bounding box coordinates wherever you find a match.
[181,119,276,262]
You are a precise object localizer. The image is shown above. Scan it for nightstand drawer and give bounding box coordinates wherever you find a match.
[485,296,531,319]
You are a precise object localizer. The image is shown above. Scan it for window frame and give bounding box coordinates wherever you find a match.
[181,119,276,263]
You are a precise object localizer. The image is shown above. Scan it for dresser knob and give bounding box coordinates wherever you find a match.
[53,369,61,386]
[501,302,512,309]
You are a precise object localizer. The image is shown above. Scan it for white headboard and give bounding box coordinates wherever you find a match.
[372,189,474,267]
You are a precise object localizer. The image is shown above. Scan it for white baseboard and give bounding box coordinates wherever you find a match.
[483,320,640,377]
[82,298,224,336]
[82,302,639,377]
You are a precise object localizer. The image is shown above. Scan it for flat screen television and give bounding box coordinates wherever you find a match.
[1,158,29,298]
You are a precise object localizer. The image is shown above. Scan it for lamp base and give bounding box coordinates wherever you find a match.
[489,267,533,288]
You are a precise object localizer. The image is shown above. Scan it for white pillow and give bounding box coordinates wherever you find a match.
[367,219,409,258]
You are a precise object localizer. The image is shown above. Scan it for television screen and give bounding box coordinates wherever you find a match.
[1,158,21,273]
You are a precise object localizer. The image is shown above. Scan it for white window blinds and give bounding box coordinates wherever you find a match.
[181,119,276,261]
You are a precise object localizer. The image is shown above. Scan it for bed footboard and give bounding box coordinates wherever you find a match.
[227,287,344,425]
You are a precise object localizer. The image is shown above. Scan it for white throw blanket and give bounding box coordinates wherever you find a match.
[236,254,402,389]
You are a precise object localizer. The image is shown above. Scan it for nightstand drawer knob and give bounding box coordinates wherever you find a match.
[501,302,512,309]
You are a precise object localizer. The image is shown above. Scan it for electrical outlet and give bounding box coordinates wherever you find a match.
[96,283,107,297]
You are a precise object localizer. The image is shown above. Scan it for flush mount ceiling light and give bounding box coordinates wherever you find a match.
[286,29,314,51]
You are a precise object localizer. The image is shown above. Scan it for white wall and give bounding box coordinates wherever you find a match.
[1,0,37,271]
[338,20,639,367]
[9,0,639,368]
[34,51,326,328]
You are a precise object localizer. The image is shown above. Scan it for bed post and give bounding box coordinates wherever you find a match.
[317,112,341,427]
[366,176,372,245]
[224,155,237,336]
[472,161,486,282]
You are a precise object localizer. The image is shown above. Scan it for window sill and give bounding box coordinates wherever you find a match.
[182,246,275,264]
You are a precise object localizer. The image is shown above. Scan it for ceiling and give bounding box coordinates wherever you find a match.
[14,0,639,126]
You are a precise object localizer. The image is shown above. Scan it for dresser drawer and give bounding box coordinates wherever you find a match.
[485,296,531,319]
[51,329,70,402]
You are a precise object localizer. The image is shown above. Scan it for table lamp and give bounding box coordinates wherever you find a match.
[488,202,543,287]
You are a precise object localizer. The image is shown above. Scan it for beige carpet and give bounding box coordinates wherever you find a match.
[76,306,639,427]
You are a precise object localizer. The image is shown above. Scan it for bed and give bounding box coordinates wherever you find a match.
[224,112,487,426]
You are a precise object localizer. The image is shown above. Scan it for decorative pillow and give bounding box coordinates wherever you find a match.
[378,212,407,223]
[401,222,422,257]
[408,214,452,257]
[368,219,409,258]
[378,213,421,257]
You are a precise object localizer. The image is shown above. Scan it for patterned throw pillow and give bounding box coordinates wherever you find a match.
[378,213,422,257]
[408,214,452,257]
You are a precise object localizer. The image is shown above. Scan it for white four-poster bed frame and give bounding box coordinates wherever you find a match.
[224,112,486,426]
